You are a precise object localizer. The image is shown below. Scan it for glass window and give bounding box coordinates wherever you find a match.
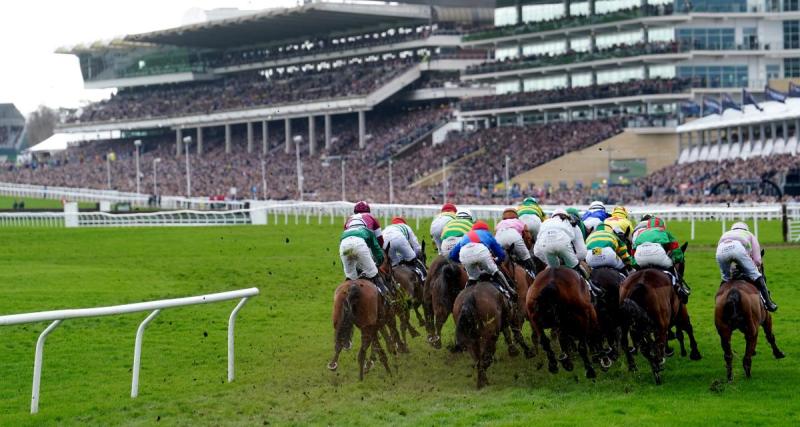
[496,79,520,94]
[522,3,565,23]
[494,6,517,27]
[596,29,643,49]
[743,27,758,49]
[570,1,590,16]
[785,21,800,49]
[677,65,749,88]
[522,40,567,57]
[650,64,676,78]
[571,72,593,87]
[595,0,638,14]
[524,74,568,91]
[570,37,591,52]
[766,64,781,80]
[648,27,675,43]
[786,58,800,77]
[597,66,644,84]
[787,0,799,11]
[495,46,519,60]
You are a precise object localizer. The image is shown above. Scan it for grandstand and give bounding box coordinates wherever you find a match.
[8,0,800,205]
[0,104,27,162]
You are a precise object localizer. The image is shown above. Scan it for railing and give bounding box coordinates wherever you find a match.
[0,287,260,414]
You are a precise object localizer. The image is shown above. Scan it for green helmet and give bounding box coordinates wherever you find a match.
[522,197,538,205]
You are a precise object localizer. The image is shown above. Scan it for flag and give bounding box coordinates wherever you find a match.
[702,96,721,116]
[743,89,764,111]
[722,94,741,112]
[764,85,787,103]
[680,100,701,116]
[789,82,800,98]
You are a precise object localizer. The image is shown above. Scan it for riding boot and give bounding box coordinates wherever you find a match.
[369,274,392,304]
[667,266,690,304]
[522,257,537,279]
[754,276,778,312]
[573,265,603,297]
[414,258,428,281]
[491,271,516,302]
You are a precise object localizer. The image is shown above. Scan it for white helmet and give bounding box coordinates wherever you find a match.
[589,201,606,211]
[347,217,367,229]
[456,209,473,221]
[552,208,568,217]
[731,222,750,232]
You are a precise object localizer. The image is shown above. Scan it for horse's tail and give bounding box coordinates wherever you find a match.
[335,282,360,347]
[534,277,558,315]
[438,261,459,309]
[722,287,743,330]
[455,293,480,350]
[621,282,651,328]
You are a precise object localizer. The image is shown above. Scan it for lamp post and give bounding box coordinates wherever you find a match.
[293,135,304,201]
[322,155,347,201]
[152,158,161,196]
[388,157,394,204]
[441,158,447,203]
[183,136,192,198]
[134,139,142,194]
[504,155,510,205]
[260,158,267,200]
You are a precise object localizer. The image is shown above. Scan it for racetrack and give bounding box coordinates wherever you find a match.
[0,220,798,426]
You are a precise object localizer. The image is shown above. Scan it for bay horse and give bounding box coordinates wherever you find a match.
[715,273,784,381]
[619,253,701,384]
[526,267,609,379]
[590,267,628,360]
[392,241,427,342]
[424,255,467,348]
[499,257,535,358]
[328,247,403,379]
[453,280,505,389]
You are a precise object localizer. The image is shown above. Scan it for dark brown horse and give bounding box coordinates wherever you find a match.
[590,267,628,360]
[715,279,784,381]
[453,281,506,388]
[328,248,402,379]
[392,241,427,342]
[499,257,535,358]
[424,255,467,348]
[619,267,701,385]
[526,267,609,379]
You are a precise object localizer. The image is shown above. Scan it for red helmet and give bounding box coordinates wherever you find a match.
[472,220,489,231]
[441,203,457,213]
[391,216,406,225]
[353,201,370,213]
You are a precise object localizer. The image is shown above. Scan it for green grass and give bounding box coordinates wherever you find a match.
[0,196,96,210]
[0,220,798,426]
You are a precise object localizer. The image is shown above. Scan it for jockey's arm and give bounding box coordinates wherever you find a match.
[408,228,422,254]
[487,235,506,263]
[368,234,385,265]
[572,226,588,260]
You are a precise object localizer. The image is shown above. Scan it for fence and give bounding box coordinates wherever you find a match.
[0,287,260,414]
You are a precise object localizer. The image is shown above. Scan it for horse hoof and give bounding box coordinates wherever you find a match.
[327,362,338,371]
[600,357,613,370]
[344,341,352,351]
[508,345,520,358]
[654,373,662,385]
[586,369,597,379]
[690,351,702,361]
[665,347,675,358]
[774,350,786,359]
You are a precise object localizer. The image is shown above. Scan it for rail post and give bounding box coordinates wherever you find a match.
[228,297,250,382]
[31,320,62,414]
[131,309,161,398]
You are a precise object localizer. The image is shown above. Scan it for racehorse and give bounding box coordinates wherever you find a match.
[590,267,628,360]
[715,269,784,381]
[328,248,402,379]
[499,257,535,358]
[453,280,506,389]
[619,249,701,384]
[424,255,467,348]
[526,267,610,379]
[392,241,427,342]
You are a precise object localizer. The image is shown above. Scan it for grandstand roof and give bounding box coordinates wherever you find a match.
[0,104,24,124]
[677,99,800,133]
[125,2,434,49]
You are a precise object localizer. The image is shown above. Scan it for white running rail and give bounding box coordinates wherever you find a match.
[0,287,260,414]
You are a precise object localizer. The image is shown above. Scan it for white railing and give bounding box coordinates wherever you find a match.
[0,287,260,414]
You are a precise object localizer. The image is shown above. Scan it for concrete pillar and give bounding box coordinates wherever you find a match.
[760,124,766,142]
[285,118,292,154]
[516,0,523,25]
[717,128,722,146]
[590,30,596,52]
[565,0,571,17]
[324,114,332,151]
[644,65,650,79]
[783,120,788,140]
[247,122,254,154]
[262,120,268,155]
[589,0,595,16]
[358,111,366,149]
[771,122,777,140]
[308,116,316,156]
[225,123,232,154]
[197,127,203,155]
[643,25,649,43]
[746,125,751,144]
[176,128,182,157]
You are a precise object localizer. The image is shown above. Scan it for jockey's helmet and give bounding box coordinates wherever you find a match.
[551,208,568,218]
[456,209,473,221]
[391,216,406,225]
[611,206,629,219]
[441,203,457,213]
[732,222,750,232]
[472,220,489,231]
[522,196,538,205]
[502,208,518,219]
[354,201,370,213]
[589,201,605,211]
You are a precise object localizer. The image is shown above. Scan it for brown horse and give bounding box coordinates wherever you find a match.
[392,241,427,342]
[526,267,609,379]
[424,255,467,348]
[590,267,628,360]
[619,268,701,385]
[499,257,535,358]
[715,279,784,381]
[453,281,506,388]
[328,248,403,379]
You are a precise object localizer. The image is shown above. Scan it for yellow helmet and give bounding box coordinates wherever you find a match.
[611,206,629,219]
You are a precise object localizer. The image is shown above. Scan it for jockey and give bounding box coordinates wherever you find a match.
[581,200,609,234]
[632,217,690,303]
[430,203,457,252]
[631,214,656,242]
[517,197,545,238]
[565,207,588,240]
[383,216,427,281]
[534,209,588,282]
[344,201,383,246]
[439,209,474,256]
[495,208,537,277]
[604,206,633,246]
[449,220,515,301]
[585,223,632,273]
[717,223,776,311]
[339,217,391,297]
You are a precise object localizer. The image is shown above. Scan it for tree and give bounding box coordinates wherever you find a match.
[25,106,59,147]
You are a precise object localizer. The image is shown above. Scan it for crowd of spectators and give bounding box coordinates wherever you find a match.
[466,41,681,75]
[460,78,691,111]
[68,59,417,124]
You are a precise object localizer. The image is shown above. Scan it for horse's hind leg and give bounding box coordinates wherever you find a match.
[763,314,785,359]
[358,328,374,381]
[674,327,686,357]
[578,338,597,379]
[719,327,734,382]
[536,323,559,373]
[557,334,575,372]
[328,337,345,371]
[477,333,497,389]
[743,328,758,379]
[677,306,702,360]
[502,326,520,357]
[371,329,392,376]
[620,324,637,372]
[387,315,409,354]
[435,312,450,350]
[413,304,425,328]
